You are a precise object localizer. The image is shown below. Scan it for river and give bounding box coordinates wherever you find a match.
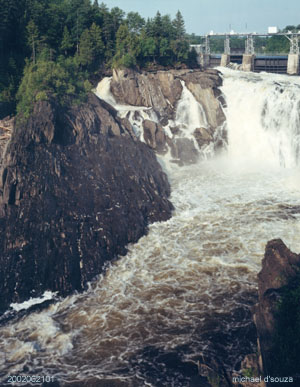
[1,69,300,386]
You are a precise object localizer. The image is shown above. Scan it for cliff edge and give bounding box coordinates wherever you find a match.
[253,239,300,384]
[0,93,173,313]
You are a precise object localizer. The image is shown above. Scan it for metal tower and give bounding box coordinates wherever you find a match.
[224,35,230,54]
[245,35,255,54]
[205,35,210,54]
[290,34,299,54]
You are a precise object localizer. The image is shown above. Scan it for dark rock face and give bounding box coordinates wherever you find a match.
[253,239,300,377]
[0,93,173,313]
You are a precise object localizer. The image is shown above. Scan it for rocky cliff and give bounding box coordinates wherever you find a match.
[253,239,300,383]
[108,69,226,165]
[0,93,173,313]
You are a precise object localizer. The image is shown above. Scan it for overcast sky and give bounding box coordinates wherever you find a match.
[102,0,300,34]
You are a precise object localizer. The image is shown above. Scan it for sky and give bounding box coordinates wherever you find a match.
[102,0,300,35]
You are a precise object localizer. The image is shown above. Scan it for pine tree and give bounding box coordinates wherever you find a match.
[173,10,185,40]
[27,20,39,63]
[89,22,105,69]
[78,29,93,67]
[61,26,73,56]
[126,12,145,34]
[153,11,162,38]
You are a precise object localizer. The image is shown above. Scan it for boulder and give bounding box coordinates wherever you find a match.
[171,138,199,165]
[0,93,173,313]
[143,119,167,154]
[253,239,300,378]
[194,127,213,148]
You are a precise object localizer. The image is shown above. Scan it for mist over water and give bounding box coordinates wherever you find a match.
[2,69,300,386]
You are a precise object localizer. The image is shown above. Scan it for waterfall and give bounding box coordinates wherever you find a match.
[220,68,300,168]
[2,70,300,386]
[94,77,222,161]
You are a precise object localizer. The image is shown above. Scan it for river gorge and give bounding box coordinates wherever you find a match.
[1,68,300,386]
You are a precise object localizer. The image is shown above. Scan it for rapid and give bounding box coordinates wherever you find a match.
[1,68,300,386]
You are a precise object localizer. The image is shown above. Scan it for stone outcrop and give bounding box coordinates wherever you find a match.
[111,69,183,122]
[181,70,225,130]
[0,93,173,313]
[0,115,13,159]
[253,239,300,380]
[110,69,226,164]
[142,119,167,153]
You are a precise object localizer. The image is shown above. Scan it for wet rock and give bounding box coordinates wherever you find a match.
[253,239,300,378]
[171,138,199,165]
[194,127,213,148]
[110,69,225,129]
[0,93,173,313]
[142,119,167,154]
[111,69,183,122]
[181,71,226,131]
[109,69,226,164]
[170,126,180,135]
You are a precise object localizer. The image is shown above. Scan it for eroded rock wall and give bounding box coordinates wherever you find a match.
[110,69,226,164]
[0,93,173,313]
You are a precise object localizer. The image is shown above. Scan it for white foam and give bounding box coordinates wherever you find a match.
[10,291,57,312]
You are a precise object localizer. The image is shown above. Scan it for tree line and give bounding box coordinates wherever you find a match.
[0,0,197,119]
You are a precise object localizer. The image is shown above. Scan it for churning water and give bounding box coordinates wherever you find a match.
[2,69,300,386]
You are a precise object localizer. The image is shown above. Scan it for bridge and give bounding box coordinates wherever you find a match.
[190,31,300,75]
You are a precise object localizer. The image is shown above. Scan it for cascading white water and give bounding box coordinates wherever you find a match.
[172,81,208,143]
[1,69,300,386]
[220,68,300,168]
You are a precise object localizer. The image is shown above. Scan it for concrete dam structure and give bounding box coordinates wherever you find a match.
[191,31,300,75]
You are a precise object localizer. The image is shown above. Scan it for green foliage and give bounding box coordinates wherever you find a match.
[242,368,255,378]
[16,57,89,119]
[270,270,300,376]
[61,26,73,56]
[265,36,289,54]
[126,12,145,33]
[112,24,139,68]
[173,10,185,40]
[1,0,196,118]
[26,20,39,63]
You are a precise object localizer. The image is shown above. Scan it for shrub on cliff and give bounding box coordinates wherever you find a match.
[16,57,91,119]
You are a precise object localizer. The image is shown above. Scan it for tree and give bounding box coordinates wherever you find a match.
[78,29,93,67]
[173,10,185,40]
[110,7,125,34]
[78,23,104,71]
[27,20,39,63]
[161,15,175,40]
[113,24,139,68]
[141,35,156,63]
[61,26,73,56]
[171,39,189,62]
[126,12,145,33]
[89,22,105,69]
[153,11,162,38]
[16,57,90,119]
